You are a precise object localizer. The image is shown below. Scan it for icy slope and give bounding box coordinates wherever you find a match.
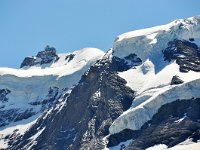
[109,16,200,134]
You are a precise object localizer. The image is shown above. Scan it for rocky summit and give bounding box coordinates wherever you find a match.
[20,45,59,68]
[0,16,200,150]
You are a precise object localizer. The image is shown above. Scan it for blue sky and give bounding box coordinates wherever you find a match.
[0,0,200,68]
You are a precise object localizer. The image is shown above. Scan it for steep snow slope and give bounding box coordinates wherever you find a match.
[0,47,104,148]
[109,16,200,134]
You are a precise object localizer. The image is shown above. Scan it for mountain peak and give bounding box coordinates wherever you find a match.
[20,45,59,68]
[0,16,200,150]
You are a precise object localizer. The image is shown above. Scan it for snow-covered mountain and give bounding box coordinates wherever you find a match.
[0,46,104,149]
[110,16,200,133]
[0,16,200,150]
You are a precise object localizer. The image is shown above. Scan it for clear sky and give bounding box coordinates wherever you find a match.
[0,0,200,68]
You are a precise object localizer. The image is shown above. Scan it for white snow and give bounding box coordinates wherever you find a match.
[146,144,167,150]
[118,59,155,93]
[167,142,200,150]
[146,139,200,150]
[174,113,187,123]
[119,60,200,96]
[92,89,101,100]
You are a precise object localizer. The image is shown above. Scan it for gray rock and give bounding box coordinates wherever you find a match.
[65,54,75,62]
[171,75,184,85]
[163,39,200,72]
[20,45,59,68]
[20,57,36,68]
[110,53,142,72]
[0,89,10,103]
[36,45,59,64]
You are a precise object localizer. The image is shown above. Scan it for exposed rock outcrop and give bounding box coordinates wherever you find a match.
[163,39,200,72]
[0,89,10,103]
[20,45,59,68]
[65,54,75,62]
[171,75,184,85]
[107,129,137,148]
[109,53,142,72]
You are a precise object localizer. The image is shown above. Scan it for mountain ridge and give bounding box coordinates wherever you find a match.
[0,16,200,150]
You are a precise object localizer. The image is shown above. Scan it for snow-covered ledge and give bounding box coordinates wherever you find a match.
[109,79,200,134]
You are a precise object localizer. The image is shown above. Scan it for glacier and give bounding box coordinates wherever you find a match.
[109,16,200,134]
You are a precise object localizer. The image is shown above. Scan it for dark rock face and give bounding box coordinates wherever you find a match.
[125,98,200,150]
[36,46,59,64]
[189,38,194,42]
[110,53,142,72]
[107,129,138,147]
[10,55,137,150]
[124,54,142,66]
[20,57,36,68]
[65,54,75,62]
[0,109,35,127]
[163,39,200,72]
[0,89,10,103]
[20,45,59,68]
[171,75,184,85]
